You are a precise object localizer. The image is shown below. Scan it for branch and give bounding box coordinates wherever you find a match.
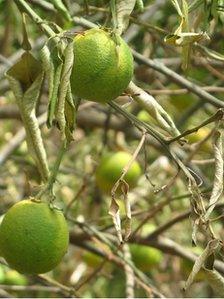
[132,50,224,109]
[168,109,224,144]
[68,229,224,275]
[14,0,55,37]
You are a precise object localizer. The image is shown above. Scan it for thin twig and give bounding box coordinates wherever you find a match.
[36,141,67,201]
[38,274,77,297]
[123,244,135,299]
[146,86,224,95]
[167,109,224,144]
[0,284,66,293]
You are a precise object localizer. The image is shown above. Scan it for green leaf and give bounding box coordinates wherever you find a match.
[49,0,72,22]
[47,61,63,128]
[113,0,137,35]
[109,197,123,243]
[188,0,203,13]
[182,0,189,30]
[126,81,181,137]
[197,44,224,61]
[56,41,74,141]
[171,0,183,17]
[184,240,220,290]
[165,31,210,70]
[64,86,76,144]
[21,13,31,51]
[40,43,64,128]
[7,52,42,92]
[168,1,192,70]
[165,32,209,46]
[205,131,223,219]
[6,52,49,182]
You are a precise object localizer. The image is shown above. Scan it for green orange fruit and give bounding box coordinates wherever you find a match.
[83,251,103,268]
[95,151,141,193]
[137,110,151,123]
[0,266,5,283]
[140,223,156,237]
[71,28,133,103]
[168,83,196,112]
[0,200,69,274]
[130,244,163,272]
[4,270,27,286]
[82,250,113,272]
[136,110,157,126]
[187,127,211,152]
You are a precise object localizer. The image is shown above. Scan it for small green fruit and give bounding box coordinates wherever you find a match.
[71,28,133,103]
[95,151,141,193]
[169,90,196,112]
[140,223,156,237]
[83,251,103,268]
[187,127,211,152]
[0,266,5,283]
[4,270,27,286]
[130,244,162,272]
[137,110,151,123]
[0,200,69,274]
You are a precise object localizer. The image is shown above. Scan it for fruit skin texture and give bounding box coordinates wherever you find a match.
[95,151,141,193]
[130,244,162,272]
[71,28,133,103]
[0,200,69,274]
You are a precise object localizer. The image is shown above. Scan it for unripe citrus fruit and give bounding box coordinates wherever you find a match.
[137,110,151,123]
[82,250,113,272]
[130,244,162,272]
[0,266,5,284]
[140,223,156,237]
[0,200,69,274]
[187,127,211,152]
[4,270,27,286]
[95,151,141,193]
[71,28,133,103]
[83,251,103,268]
